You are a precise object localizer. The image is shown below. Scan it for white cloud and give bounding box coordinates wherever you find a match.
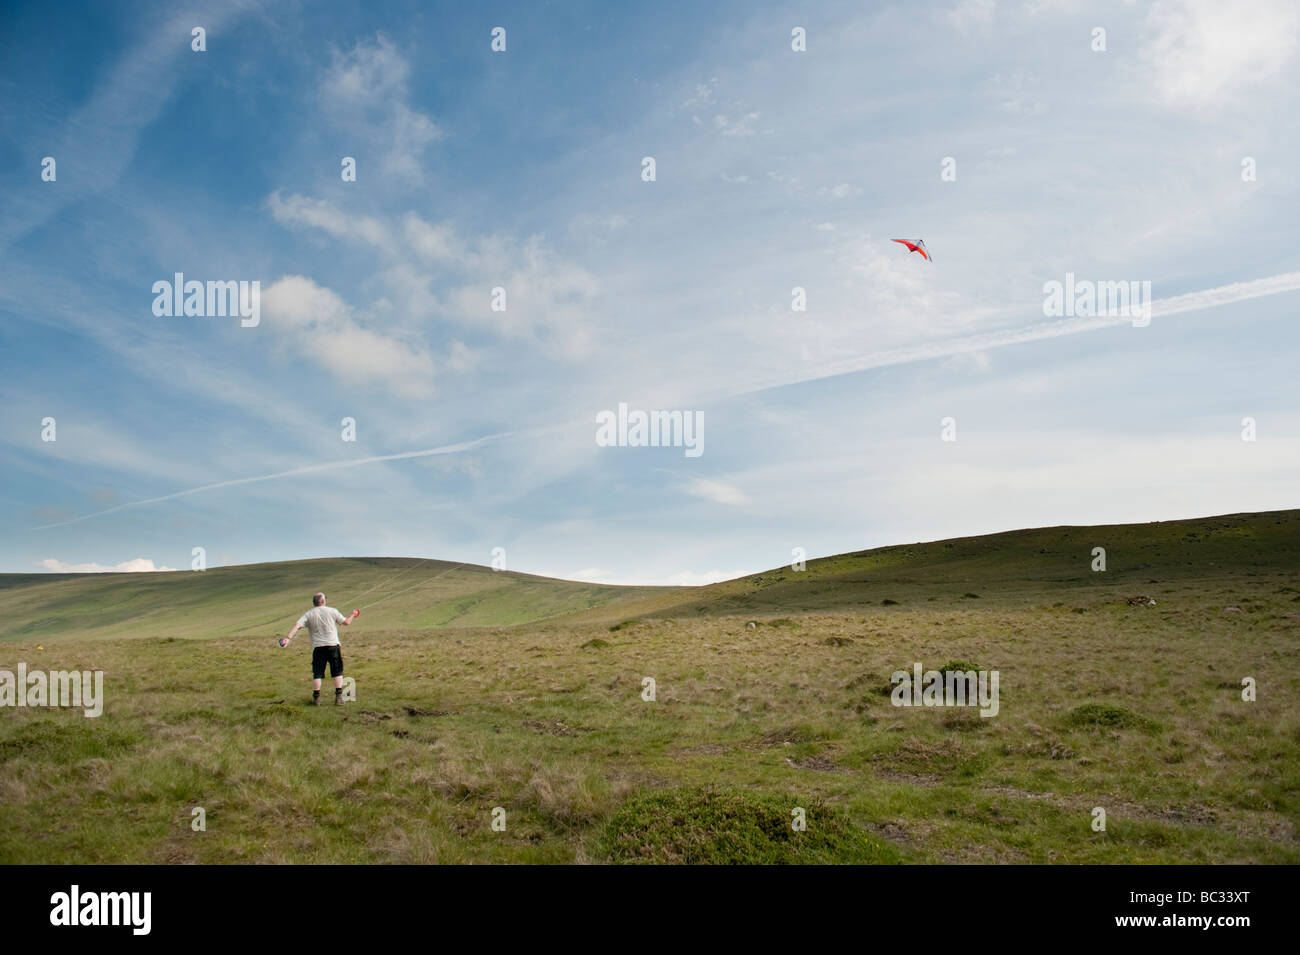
[320,34,441,180]
[261,274,351,329]
[713,111,761,136]
[261,275,436,398]
[268,192,392,251]
[38,558,176,573]
[323,33,409,102]
[403,214,460,263]
[685,478,750,507]
[268,196,598,359]
[1142,0,1299,108]
[563,566,730,586]
[442,236,598,359]
[567,567,612,581]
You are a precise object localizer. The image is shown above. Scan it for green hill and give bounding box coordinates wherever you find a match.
[0,558,674,643]
[622,507,1300,620]
[5,509,1299,642]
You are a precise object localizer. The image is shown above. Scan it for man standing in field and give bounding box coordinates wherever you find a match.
[282,592,359,705]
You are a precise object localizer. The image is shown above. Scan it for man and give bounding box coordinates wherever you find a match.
[282,592,359,705]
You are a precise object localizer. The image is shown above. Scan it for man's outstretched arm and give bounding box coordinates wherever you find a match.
[284,623,302,643]
[339,609,361,626]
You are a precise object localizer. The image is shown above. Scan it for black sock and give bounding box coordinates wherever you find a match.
[335,687,343,695]
[312,690,320,698]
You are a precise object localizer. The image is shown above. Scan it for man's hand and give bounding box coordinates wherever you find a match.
[351,609,360,619]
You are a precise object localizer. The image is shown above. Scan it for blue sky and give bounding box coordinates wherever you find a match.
[2,0,1297,584]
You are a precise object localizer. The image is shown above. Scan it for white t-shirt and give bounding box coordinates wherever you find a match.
[297,606,347,648]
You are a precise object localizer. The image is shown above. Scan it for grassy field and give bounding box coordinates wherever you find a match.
[2,510,1298,863]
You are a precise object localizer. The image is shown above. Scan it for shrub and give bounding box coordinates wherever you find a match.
[1063,703,1154,731]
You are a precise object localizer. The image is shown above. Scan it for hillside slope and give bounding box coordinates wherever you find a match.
[585,508,1300,622]
[0,558,673,642]
[4,509,1297,642]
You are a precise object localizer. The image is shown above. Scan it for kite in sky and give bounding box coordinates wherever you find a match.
[892,238,932,262]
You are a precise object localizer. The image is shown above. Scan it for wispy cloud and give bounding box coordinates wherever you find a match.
[1141,0,1300,108]
[563,567,729,587]
[30,430,532,530]
[685,478,751,507]
[321,33,441,180]
[0,2,257,252]
[37,557,176,573]
[268,192,600,359]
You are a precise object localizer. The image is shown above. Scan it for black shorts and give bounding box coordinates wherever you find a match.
[311,645,344,679]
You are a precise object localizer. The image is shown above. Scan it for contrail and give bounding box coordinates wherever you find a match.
[31,430,523,530]
[1150,270,1300,317]
[717,269,1300,400]
[29,271,1300,531]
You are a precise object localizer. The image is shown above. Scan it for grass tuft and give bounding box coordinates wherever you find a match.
[597,787,903,864]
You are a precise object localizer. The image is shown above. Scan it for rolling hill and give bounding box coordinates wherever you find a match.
[0,558,674,643]
[5,508,1298,642]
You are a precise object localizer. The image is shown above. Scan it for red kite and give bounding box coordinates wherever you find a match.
[892,238,932,262]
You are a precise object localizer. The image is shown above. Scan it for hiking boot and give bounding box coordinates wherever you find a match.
[311,695,321,706]
[334,693,344,705]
